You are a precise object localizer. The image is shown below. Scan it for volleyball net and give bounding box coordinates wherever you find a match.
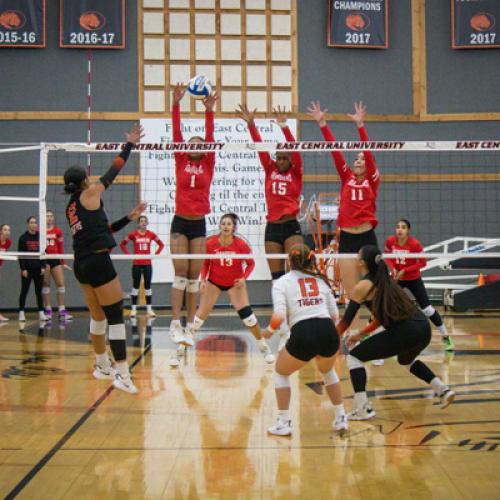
[1,137,499,300]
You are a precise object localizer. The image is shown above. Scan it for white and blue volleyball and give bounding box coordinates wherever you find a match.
[187,75,213,100]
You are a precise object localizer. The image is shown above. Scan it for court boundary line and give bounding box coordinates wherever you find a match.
[4,344,152,500]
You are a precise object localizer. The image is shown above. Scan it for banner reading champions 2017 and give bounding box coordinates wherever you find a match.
[452,0,500,49]
[328,0,388,49]
[140,118,297,283]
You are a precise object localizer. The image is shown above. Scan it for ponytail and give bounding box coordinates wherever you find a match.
[288,244,332,289]
[360,245,416,327]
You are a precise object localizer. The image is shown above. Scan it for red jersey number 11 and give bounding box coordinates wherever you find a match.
[298,277,319,298]
[351,188,364,201]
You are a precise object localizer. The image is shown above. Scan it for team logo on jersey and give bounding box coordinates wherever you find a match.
[0,10,26,30]
[270,171,292,182]
[347,178,369,188]
[345,12,370,32]
[185,164,204,175]
[470,12,495,32]
[79,11,106,31]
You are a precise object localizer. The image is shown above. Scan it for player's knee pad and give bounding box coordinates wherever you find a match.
[172,276,187,291]
[108,324,126,340]
[322,368,340,386]
[42,287,50,295]
[187,279,199,293]
[57,287,65,294]
[274,372,290,388]
[90,318,107,335]
[422,305,435,317]
[145,288,152,296]
[192,315,204,331]
[346,354,364,370]
[237,306,257,327]
[101,300,124,326]
[271,271,285,281]
[130,288,139,297]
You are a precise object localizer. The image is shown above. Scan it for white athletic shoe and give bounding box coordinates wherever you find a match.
[170,322,186,345]
[113,373,138,394]
[146,307,156,317]
[129,308,137,318]
[438,388,456,409]
[38,311,47,321]
[349,404,376,421]
[93,364,116,380]
[0,314,8,322]
[176,344,186,357]
[371,359,385,366]
[18,311,26,322]
[183,327,195,347]
[333,414,349,436]
[169,355,180,368]
[267,418,292,436]
[259,341,275,364]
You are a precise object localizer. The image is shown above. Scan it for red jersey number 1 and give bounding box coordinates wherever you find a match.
[190,175,196,188]
[298,278,319,298]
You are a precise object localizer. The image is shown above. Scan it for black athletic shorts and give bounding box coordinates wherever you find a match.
[74,252,117,288]
[349,312,431,365]
[208,279,232,292]
[286,317,340,362]
[132,264,153,289]
[338,229,378,254]
[265,219,302,245]
[46,259,62,268]
[171,215,206,241]
[398,278,431,309]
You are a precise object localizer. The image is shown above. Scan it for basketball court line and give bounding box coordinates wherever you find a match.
[4,344,152,500]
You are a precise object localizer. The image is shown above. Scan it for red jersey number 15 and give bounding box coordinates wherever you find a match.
[298,278,319,298]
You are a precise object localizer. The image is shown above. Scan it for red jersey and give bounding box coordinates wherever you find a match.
[320,124,380,229]
[0,238,11,268]
[200,235,255,288]
[384,235,426,281]
[120,229,165,265]
[172,103,215,217]
[249,123,302,222]
[46,226,64,256]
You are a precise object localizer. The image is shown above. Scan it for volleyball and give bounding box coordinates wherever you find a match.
[187,75,213,100]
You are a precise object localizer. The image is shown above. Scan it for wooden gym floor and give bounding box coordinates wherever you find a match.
[0,311,499,499]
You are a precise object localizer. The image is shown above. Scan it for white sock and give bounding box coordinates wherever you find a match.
[430,377,447,395]
[96,352,111,368]
[115,361,130,378]
[354,392,368,408]
[171,319,181,328]
[438,324,448,337]
[186,322,193,331]
[59,305,65,312]
[333,404,346,418]
[259,338,267,347]
[278,409,290,421]
[131,305,137,312]
[147,305,153,312]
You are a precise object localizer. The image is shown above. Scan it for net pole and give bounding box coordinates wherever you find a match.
[87,48,92,174]
[39,144,48,257]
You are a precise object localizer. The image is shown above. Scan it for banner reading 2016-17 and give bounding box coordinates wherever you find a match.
[60,0,125,49]
[452,0,500,49]
[0,0,45,47]
[328,0,388,49]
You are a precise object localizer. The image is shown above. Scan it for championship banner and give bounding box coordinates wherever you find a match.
[60,0,125,49]
[0,0,45,48]
[452,0,500,49]
[140,119,297,283]
[328,0,388,49]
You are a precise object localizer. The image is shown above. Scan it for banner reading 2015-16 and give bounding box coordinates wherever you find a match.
[0,0,45,47]
[328,0,388,49]
[60,0,125,49]
[452,0,500,49]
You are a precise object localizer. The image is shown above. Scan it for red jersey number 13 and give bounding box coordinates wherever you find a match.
[298,278,319,298]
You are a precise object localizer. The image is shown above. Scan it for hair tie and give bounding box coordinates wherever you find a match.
[375,254,382,264]
[291,250,301,256]
[307,250,315,260]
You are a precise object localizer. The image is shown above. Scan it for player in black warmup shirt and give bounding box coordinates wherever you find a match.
[64,124,145,394]
[337,245,455,420]
[18,216,46,322]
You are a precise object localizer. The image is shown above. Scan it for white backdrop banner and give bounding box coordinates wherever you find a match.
[140,118,297,283]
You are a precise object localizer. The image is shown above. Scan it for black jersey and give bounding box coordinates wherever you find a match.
[18,231,46,270]
[66,193,116,259]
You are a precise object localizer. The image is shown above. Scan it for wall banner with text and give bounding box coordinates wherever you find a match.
[0,0,45,48]
[328,0,388,49]
[452,0,499,49]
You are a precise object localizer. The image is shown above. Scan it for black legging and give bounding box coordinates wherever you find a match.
[132,265,153,290]
[19,269,44,311]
